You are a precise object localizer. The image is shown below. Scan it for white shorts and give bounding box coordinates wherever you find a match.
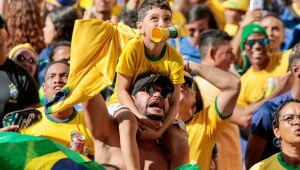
[107,103,129,117]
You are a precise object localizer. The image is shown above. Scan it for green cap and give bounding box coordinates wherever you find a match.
[240,23,268,51]
[174,163,200,170]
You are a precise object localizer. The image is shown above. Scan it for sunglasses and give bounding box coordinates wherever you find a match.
[16,54,36,65]
[280,114,300,125]
[140,84,172,98]
[183,76,194,88]
[244,38,269,47]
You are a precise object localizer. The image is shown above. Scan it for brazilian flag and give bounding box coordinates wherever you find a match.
[0,132,105,170]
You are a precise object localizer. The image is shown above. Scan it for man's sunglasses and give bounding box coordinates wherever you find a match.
[183,76,194,88]
[140,84,172,98]
[244,38,269,47]
[16,54,36,65]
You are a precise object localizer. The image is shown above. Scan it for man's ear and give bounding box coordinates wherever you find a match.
[208,47,216,61]
[291,64,300,74]
[42,83,46,94]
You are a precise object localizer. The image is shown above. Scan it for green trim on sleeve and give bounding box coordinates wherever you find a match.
[214,96,232,120]
[174,163,200,170]
[278,152,300,169]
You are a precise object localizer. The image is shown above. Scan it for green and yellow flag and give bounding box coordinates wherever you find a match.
[45,19,138,114]
[0,132,105,170]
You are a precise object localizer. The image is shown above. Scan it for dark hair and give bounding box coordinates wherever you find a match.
[47,6,78,43]
[138,0,172,21]
[6,0,45,53]
[44,60,70,80]
[193,80,203,113]
[185,71,203,113]
[288,43,300,70]
[185,4,218,29]
[49,40,71,62]
[119,10,138,28]
[0,15,7,31]
[272,99,300,128]
[199,29,232,57]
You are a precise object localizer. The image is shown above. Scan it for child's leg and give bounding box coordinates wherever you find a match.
[160,120,190,169]
[114,108,140,170]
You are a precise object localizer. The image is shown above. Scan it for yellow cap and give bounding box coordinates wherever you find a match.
[223,0,249,12]
[8,43,38,59]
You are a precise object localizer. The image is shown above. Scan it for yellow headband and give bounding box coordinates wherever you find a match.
[46,0,62,7]
[8,43,38,59]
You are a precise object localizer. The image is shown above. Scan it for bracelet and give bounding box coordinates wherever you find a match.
[186,60,190,72]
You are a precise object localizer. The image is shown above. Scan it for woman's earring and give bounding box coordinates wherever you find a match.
[273,137,281,148]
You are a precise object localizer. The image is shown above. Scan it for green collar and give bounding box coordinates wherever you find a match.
[46,108,77,123]
[277,152,300,169]
[145,44,167,62]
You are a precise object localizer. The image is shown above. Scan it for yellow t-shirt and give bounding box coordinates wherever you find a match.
[187,97,230,170]
[238,53,288,106]
[194,76,242,170]
[250,153,299,170]
[21,107,94,156]
[108,36,184,104]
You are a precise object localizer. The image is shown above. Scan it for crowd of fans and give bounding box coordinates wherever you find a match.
[0,0,300,169]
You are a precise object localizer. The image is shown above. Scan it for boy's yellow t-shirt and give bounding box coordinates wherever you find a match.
[108,36,184,105]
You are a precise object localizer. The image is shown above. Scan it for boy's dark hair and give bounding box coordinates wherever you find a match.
[49,40,71,62]
[288,43,300,70]
[185,4,218,29]
[44,60,70,81]
[119,10,138,28]
[137,0,172,22]
[199,29,232,58]
[272,99,300,128]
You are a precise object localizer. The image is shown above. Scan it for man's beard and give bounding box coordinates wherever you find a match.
[144,110,164,121]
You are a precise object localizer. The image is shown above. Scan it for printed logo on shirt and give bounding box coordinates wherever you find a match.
[8,83,18,103]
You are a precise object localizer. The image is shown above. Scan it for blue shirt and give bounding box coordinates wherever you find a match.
[169,36,201,63]
[279,6,300,50]
[251,91,292,159]
[38,45,54,86]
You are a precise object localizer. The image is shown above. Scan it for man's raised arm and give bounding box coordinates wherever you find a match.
[82,94,112,140]
[189,61,241,117]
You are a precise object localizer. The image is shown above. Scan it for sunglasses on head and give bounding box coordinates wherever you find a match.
[16,54,36,65]
[244,38,269,47]
[140,84,172,98]
[183,76,194,88]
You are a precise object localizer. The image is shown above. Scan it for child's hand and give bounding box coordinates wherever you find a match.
[138,124,163,140]
[138,115,162,130]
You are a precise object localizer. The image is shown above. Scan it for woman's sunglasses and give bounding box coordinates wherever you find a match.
[16,54,36,65]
